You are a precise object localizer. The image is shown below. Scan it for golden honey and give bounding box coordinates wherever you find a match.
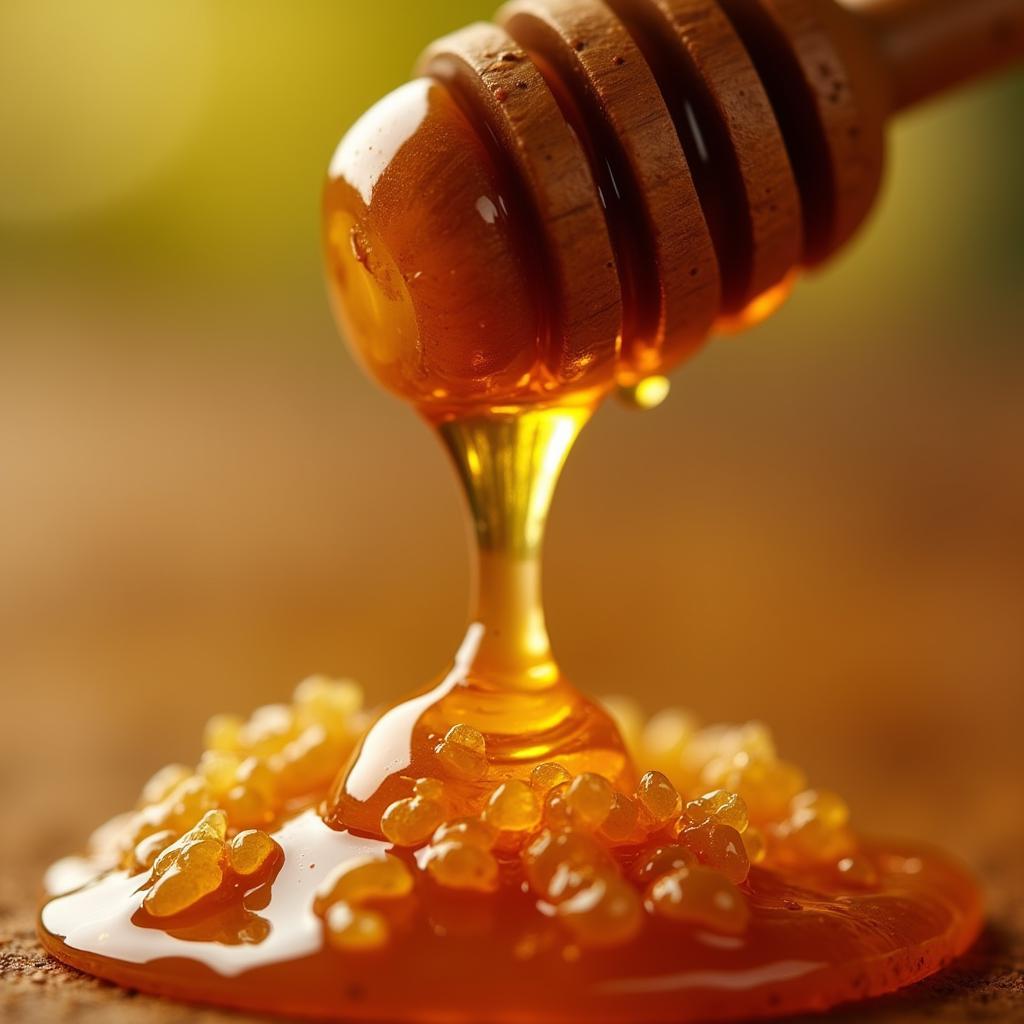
[39,60,982,1024]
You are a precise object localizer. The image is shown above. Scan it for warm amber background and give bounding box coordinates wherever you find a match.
[1,2,1022,1017]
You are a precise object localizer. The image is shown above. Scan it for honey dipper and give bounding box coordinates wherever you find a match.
[38,5,1016,1008]
[323,0,1023,412]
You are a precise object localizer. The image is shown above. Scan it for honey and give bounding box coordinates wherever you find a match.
[39,29,982,1024]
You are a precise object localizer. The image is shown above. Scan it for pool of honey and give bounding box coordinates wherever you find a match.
[40,810,980,1022]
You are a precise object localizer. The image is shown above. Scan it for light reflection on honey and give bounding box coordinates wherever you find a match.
[716,272,798,336]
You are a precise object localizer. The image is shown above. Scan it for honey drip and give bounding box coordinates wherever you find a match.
[39,59,982,1024]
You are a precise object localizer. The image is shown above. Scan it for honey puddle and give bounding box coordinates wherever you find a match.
[39,73,980,1021]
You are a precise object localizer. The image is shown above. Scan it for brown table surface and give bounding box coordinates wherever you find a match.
[1,344,1022,1022]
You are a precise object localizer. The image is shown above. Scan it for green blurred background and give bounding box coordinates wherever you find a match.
[1,0,1021,895]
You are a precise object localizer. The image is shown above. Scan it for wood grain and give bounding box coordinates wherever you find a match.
[420,22,623,388]
[500,0,720,374]
[605,0,802,312]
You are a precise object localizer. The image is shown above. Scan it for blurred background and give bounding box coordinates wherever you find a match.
[1,0,1021,908]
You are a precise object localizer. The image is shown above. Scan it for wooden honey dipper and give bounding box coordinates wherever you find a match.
[324,0,1023,413]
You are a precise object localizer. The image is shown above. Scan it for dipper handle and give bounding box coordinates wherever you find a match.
[847,0,1024,110]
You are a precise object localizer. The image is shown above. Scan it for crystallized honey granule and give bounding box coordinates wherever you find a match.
[82,677,865,950]
[135,809,281,919]
[423,835,501,893]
